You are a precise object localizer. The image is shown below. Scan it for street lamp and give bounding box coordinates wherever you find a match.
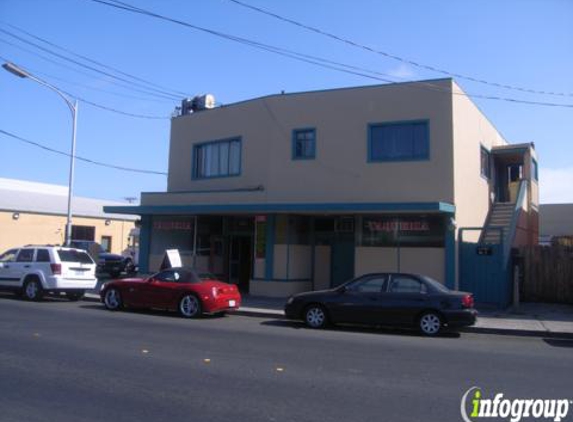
[3,62,78,246]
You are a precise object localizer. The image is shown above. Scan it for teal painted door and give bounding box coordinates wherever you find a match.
[459,242,511,307]
[331,239,355,287]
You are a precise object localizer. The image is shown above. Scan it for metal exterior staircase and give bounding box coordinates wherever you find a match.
[481,202,514,244]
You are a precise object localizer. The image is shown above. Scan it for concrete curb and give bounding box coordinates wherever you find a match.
[83,294,573,338]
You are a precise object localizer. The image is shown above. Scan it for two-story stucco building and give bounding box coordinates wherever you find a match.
[107,78,538,304]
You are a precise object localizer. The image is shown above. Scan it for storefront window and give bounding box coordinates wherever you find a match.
[360,215,445,247]
[150,217,195,256]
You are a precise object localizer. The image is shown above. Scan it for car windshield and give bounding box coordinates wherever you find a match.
[58,249,95,264]
[0,249,18,262]
[421,276,451,293]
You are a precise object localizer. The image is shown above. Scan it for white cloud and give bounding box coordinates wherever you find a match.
[387,64,416,80]
[539,167,573,204]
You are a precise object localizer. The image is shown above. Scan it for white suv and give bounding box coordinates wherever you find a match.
[0,246,97,301]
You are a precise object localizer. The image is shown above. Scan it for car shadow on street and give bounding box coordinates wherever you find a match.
[0,292,75,303]
[260,319,461,339]
[78,303,228,320]
[543,338,573,348]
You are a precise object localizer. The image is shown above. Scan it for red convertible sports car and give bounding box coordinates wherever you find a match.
[100,267,241,318]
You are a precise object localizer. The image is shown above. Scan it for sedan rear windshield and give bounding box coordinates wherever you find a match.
[58,250,94,264]
[421,276,451,293]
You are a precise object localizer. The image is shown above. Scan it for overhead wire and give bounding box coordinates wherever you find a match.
[0,53,171,119]
[0,38,175,103]
[226,0,573,98]
[0,27,181,101]
[0,128,168,175]
[0,21,190,98]
[86,0,573,109]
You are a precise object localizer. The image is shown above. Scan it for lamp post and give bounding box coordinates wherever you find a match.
[3,62,78,246]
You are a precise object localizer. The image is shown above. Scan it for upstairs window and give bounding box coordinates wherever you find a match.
[368,120,429,162]
[193,138,241,179]
[480,146,491,179]
[531,158,539,181]
[292,128,316,160]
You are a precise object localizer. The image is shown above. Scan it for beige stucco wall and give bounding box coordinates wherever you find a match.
[0,211,135,255]
[273,245,312,280]
[451,81,508,239]
[159,79,455,207]
[355,247,399,275]
[313,245,331,291]
[355,246,445,284]
[250,280,312,298]
[254,258,265,279]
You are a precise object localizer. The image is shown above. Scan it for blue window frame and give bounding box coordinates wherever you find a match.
[532,158,538,181]
[292,128,316,160]
[480,146,491,179]
[193,137,241,179]
[368,120,429,162]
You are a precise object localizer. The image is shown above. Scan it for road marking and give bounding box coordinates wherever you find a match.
[276,367,285,372]
[33,333,41,338]
[204,358,211,364]
[141,349,149,354]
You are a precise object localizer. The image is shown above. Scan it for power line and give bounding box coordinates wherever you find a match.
[0,54,171,119]
[0,128,167,175]
[227,0,573,98]
[0,27,181,101]
[87,0,573,109]
[0,21,191,98]
[0,38,175,103]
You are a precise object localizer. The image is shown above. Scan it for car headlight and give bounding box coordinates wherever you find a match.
[100,282,108,292]
[286,296,294,305]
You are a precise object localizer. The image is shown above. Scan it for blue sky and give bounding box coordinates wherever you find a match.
[1,0,572,203]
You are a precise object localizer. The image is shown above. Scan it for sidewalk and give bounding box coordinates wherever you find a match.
[86,291,573,338]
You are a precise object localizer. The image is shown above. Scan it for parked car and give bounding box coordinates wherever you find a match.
[100,267,241,318]
[0,245,97,301]
[284,273,477,335]
[69,240,135,278]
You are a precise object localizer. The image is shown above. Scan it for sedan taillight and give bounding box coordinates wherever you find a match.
[462,294,474,308]
[50,263,62,275]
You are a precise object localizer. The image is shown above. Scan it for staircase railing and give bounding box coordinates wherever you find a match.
[503,180,528,265]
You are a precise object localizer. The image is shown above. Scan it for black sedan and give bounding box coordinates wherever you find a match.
[284,273,477,335]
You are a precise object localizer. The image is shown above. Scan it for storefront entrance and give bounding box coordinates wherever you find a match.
[331,235,355,287]
[229,235,253,293]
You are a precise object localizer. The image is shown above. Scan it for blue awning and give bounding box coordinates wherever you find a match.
[104,201,455,216]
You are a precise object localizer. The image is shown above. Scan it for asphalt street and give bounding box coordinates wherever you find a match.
[1,293,572,422]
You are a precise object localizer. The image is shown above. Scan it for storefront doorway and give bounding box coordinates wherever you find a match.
[331,236,355,287]
[229,235,253,293]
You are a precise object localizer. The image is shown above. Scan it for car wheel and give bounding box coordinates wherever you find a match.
[418,312,443,336]
[67,291,85,301]
[23,278,43,301]
[304,304,328,329]
[179,294,202,318]
[103,288,123,311]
